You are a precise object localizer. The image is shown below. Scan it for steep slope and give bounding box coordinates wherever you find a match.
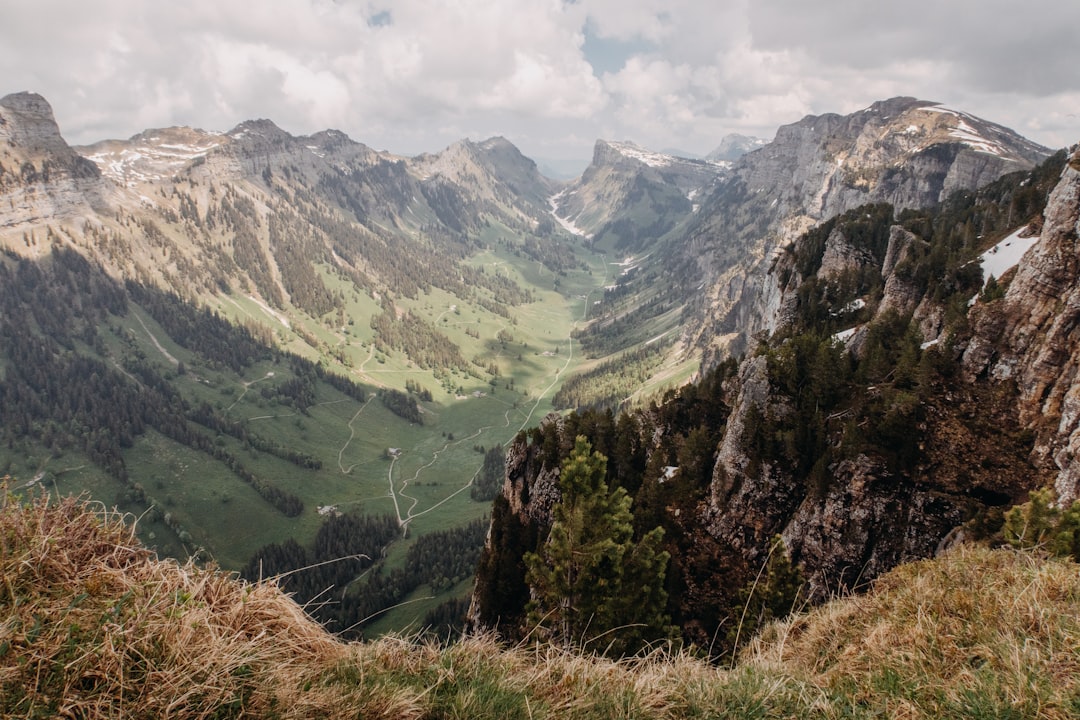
[962,151,1080,504]
[684,96,1052,360]
[551,140,724,250]
[0,92,111,234]
[472,147,1075,653]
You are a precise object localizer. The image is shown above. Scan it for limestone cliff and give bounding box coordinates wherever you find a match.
[0,92,109,234]
[962,149,1080,503]
[687,97,1051,363]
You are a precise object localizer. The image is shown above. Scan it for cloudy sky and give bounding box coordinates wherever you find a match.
[3,0,1078,175]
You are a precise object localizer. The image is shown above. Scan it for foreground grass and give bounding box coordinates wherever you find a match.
[3,491,1080,718]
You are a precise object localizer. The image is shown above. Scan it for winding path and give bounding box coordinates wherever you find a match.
[133,313,179,366]
[337,396,375,473]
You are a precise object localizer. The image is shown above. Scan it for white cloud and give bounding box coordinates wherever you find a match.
[0,0,1076,163]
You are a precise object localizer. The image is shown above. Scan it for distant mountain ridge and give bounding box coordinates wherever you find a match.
[705,133,769,163]
[0,92,563,308]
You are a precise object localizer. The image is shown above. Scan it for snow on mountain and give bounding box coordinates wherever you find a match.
[605,140,676,168]
[978,226,1041,286]
[78,128,224,186]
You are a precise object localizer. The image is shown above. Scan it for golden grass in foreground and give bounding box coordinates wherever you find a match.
[2,489,1080,718]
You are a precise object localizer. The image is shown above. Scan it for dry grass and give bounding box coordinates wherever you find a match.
[3,485,1080,718]
[745,544,1080,718]
[0,489,420,719]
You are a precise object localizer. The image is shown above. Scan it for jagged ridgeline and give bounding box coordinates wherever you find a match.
[472,149,1072,657]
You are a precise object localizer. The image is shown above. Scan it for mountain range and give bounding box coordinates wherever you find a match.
[0,88,1073,646]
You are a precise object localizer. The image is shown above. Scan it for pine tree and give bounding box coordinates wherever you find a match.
[524,436,674,655]
[727,535,806,650]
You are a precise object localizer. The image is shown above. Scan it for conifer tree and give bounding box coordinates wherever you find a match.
[727,535,806,650]
[524,436,674,655]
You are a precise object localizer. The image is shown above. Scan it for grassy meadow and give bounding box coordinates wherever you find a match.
[0,233,636,634]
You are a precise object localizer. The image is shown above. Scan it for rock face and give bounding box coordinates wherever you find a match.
[685,97,1051,362]
[502,413,564,526]
[0,92,108,232]
[703,151,1078,600]
[704,356,1016,599]
[551,139,724,245]
[963,150,1080,503]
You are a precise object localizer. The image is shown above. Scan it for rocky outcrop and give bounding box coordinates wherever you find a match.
[502,413,564,526]
[0,92,109,232]
[877,226,926,320]
[818,227,877,280]
[689,97,1052,365]
[963,149,1080,503]
[703,354,1024,599]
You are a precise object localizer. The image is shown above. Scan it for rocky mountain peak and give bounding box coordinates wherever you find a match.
[77,127,225,186]
[226,118,291,142]
[686,97,1054,363]
[0,92,93,168]
[0,91,58,123]
[590,139,690,170]
[551,139,725,245]
[705,133,769,164]
[861,95,932,117]
[0,92,106,232]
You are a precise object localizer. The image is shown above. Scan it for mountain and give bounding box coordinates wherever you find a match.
[0,89,1067,644]
[470,146,1077,653]
[556,97,1053,403]
[705,133,769,163]
[0,91,595,635]
[550,139,725,249]
[0,92,110,232]
[583,97,1052,366]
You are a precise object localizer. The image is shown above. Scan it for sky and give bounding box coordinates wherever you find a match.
[2,0,1078,176]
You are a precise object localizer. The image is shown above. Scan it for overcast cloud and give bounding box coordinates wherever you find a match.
[2,0,1077,174]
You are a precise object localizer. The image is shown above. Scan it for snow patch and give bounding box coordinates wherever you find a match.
[979,227,1040,287]
[548,190,591,238]
[82,135,223,184]
[833,327,858,342]
[607,141,672,168]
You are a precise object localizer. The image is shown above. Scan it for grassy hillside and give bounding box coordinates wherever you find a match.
[4,488,1079,719]
[0,234,614,635]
